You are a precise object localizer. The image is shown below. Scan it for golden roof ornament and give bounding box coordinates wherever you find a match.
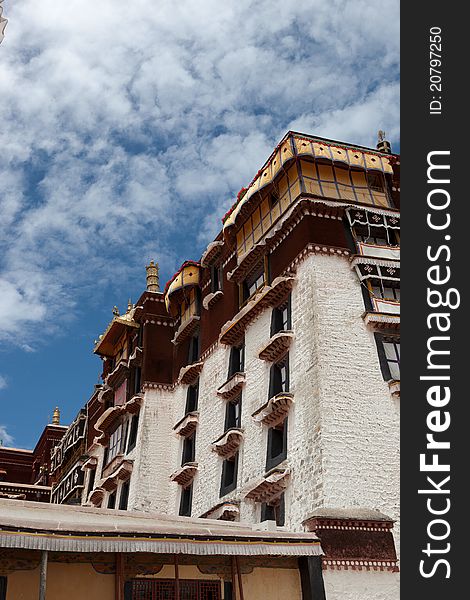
[146,260,160,292]
[52,407,60,425]
[112,306,120,316]
[376,130,392,154]
[127,299,133,313]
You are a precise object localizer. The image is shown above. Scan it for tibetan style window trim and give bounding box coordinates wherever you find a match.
[101,460,133,493]
[245,468,290,504]
[302,509,398,573]
[389,380,400,399]
[89,487,105,507]
[363,312,400,331]
[211,428,244,458]
[172,314,200,345]
[258,331,294,363]
[105,359,129,389]
[200,240,224,267]
[374,334,400,382]
[346,206,400,230]
[173,411,199,437]
[350,256,400,280]
[178,360,204,385]
[202,289,224,310]
[170,462,198,487]
[200,501,240,521]
[220,276,295,346]
[252,393,294,427]
[217,372,246,401]
[94,395,143,445]
[128,345,143,368]
[97,384,113,405]
[356,241,400,261]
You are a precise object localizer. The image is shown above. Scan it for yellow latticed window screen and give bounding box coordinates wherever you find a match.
[301,159,391,208]
[180,288,198,324]
[236,164,300,257]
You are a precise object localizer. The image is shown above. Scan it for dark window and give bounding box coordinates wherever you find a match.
[106,424,124,465]
[86,468,96,499]
[223,581,233,600]
[374,334,400,381]
[107,491,116,509]
[182,433,196,466]
[370,279,400,301]
[225,396,242,430]
[119,480,130,510]
[261,493,285,526]
[133,367,141,395]
[269,191,280,208]
[185,382,199,413]
[243,265,265,301]
[266,419,288,471]
[0,576,7,600]
[367,172,385,192]
[228,343,244,377]
[188,335,200,364]
[269,355,289,398]
[127,414,139,452]
[179,484,193,516]
[220,453,238,497]
[354,224,397,246]
[271,297,291,336]
[210,264,223,293]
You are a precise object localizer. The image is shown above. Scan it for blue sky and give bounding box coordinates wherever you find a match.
[0,0,399,448]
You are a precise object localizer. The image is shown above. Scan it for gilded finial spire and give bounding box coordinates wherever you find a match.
[112,305,120,316]
[127,298,133,312]
[146,260,160,292]
[52,407,60,425]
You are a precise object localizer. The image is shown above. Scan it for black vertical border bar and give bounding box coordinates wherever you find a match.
[401,1,467,598]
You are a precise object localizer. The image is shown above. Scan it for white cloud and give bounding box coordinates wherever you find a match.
[0,424,14,446]
[0,375,7,389]
[0,0,399,346]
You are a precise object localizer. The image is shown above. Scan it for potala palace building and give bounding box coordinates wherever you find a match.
[0,131,400,600]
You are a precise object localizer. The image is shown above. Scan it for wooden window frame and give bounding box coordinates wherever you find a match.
[181,432,196,466]
[119,480,130,510]
[261,492,285,526]
[127,413,139,453]
[375,333,400,381]
[224,395,242,430]
[270,295,292,336]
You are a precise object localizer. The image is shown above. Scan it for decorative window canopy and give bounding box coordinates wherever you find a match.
[173,412,199,437]
[245,468,290,504]
[172,315,200,345]
[211,428,244,458]
[101,460,133,492]
[200,240,224,267]
[220,276,295,346]
[252,393,294,427]
[201,501,240,521]
[89,487,105,507]
[94,395,143,445]
[178,360,204,385]
[170,462,198,487]
[217,372,246,401]
[363,312,400,331]
[202,290,224,310]
[258,331,294,362]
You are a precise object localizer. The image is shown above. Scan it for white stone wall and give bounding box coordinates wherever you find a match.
[121,250,400,600]
[323,569,399,600]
